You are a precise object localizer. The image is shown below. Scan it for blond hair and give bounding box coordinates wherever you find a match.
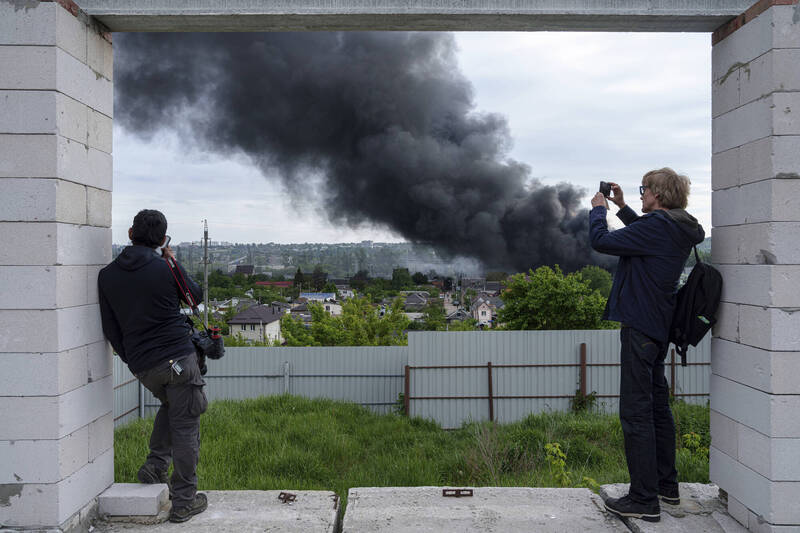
[643,168,690,209]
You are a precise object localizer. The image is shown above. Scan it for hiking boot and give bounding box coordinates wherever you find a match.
[604,494,660,522]
[169,493,208,523]
[659,487,680,506]
[137,463,172,499]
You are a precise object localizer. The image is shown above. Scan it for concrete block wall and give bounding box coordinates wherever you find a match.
[0,1,114,530]
[710,2,800,531]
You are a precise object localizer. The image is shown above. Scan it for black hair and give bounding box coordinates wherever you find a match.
[130,209,167,247]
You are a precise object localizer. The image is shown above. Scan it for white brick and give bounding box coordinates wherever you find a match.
[87,187,112,227]
[713,302,739,343]
[88,412,113,461]
[59,376,113,439]
[87,341,112,383]
[55,92,88,144]
[98,483,169,517]
[0,348,88,396]
[0,90,57,134]
[87,264,103,305]
[739,304,800,352]
[56,224,111,265]
[717,265,800,308]
[88,109,112,153]
[0,309,58,352]
[713,179,800,228]
[772,5,800,49]
[87,28,113,81]
[711,445,771,523]
[0,178,86,224]
[712,6,775,82]
[711,145,739,190]
[712,338,800,395]
[710,226,738,264]
[771,438,800,482]
[0,134,58,177]
[737,423,772,479]
[54,1,87,64]
[0,426,88,484]
[86,72,113,119]
[712,65,739,119]
[0,2,57,46]
[741,49,800,106]
[0,222,110,266]
[58,447,114,525]
[740,136,800,186]
[0,45,56,89]
[0,265,88,309]
[739,222,800,265]
[58,304,105,352]
[57,135,115,190]
[711,187,741,227]
[710,408,739,459]
[773,92,800,136]
[726,494,750,531]
[711,374,800,438]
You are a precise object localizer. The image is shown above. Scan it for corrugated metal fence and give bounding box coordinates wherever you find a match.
[114,331,710,429]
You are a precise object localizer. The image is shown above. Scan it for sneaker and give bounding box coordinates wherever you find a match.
[604,495,660,522]
[659,489,680,506]
[169,493,208,523]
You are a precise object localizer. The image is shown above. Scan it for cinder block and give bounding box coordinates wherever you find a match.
[0,45,56,89]
[714,179,800,228]
[0,1,57,46]
[0,134,58,177]
[86,145,113,191]
[58,447,114,525]
[741,49,800,106]
[738,222,800,265]
[711,446,771,523]
[88,412,113,461]
[712,6,774,82]
[725,494,750,531]
[56,224,111,265]
[87,110,112,153]
[87,187,112,227]
[87,28,112,81]
[710,226,738,264]
[740,136,800,186]
[0,178,86,224]
[710,408,739,459]
[0,347,88,396]
[713,302,739,343]
[0,90,58,134]
[0,309,59,353]
[773,92,800,136]
[87,264,103,304]
[711,187,741,227]
[57,135,114,190]
[54,0,87,64]
[772,5,800,50]
[712,65,739,119]
[87,340,112,383]
[58,304,105,352]
[0,394,59,440]
[55,92,88,144]
[0,426,87,484]
[59,376,113,439]
[712,338,800,395]
[98,483,169,517]
[739,424,800,482]
[85,72,113,119]
[711,145,739,190]
[710,374,800,438]
[711,96,773,154]
[717,264,800,307]
[0,265,88,310]
[739,304,800,352]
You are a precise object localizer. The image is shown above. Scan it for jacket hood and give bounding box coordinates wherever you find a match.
[662,208,706,245]
[115,245,162,271]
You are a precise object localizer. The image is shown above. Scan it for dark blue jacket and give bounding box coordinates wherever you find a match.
[98,245,202,374]
[589,205,705,343]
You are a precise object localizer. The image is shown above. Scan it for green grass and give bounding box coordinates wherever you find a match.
[114,396,710,505]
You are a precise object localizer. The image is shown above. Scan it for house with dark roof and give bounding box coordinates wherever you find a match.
[235,264,255,276]
[471,294,504,327]
[404,292,428,311]
[227,304,284,344]
[446,309,470,323]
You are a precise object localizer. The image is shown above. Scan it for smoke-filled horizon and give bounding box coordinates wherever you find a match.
[114,32,610,273]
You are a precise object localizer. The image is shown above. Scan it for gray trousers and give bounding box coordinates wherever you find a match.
[135,351,208,508]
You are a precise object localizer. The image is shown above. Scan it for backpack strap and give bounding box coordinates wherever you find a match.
[693,246,700,265]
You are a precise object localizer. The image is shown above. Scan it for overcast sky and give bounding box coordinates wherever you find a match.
[112,32,711,245]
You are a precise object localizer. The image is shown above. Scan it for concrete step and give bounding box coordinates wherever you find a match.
[98,483,169,517]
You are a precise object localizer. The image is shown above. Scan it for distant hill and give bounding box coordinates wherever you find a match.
[697,237,711,253]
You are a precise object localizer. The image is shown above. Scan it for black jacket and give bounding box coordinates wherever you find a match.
[98,245,202,374]
[590,205,705,343]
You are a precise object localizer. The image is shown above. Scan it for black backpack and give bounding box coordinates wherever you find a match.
[669,247,722,366]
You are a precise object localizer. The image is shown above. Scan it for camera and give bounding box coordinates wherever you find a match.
[599,181,611,197]
[192,326,224,360]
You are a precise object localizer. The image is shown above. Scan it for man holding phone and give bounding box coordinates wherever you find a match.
[98,209,208,523]
[589,169,705,523]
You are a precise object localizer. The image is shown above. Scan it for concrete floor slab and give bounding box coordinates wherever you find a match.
[342,486,629,532]
[599,483,747,533]
[94,490,339,533]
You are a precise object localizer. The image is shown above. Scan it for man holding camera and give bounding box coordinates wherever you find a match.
[98,209,208,523]
[589,169,705,523]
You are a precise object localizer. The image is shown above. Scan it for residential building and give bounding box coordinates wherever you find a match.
[227,304,284,344]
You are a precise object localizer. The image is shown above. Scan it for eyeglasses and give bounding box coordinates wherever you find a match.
[639,185,648,196]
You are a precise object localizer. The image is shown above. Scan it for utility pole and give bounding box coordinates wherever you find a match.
[203,220,209,328]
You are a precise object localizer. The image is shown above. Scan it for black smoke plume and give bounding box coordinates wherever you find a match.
[115,32,606,272]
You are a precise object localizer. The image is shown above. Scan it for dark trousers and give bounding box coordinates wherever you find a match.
[135,351,207,508]
[619,326,678,505]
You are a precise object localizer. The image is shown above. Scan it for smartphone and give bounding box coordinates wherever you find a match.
[160,235,171,256]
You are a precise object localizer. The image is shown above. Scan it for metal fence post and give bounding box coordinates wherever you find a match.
[283,361,290,394]
[404,365,410,417]
[487,361,494,422]
[579,343,587,397]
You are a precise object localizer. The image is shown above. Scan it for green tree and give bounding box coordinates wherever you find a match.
[448,317,479,331]
[577,265,613,299]
[411,271,428,285]
[485,271,509,282]
[351,269,369,291]
[208,269,232,288]
[312,265,327,291]
[391,268,413,290]
[420,303,446,331]
[280,297,410,346]
[498,265,616,330]
[293,267,304,289]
